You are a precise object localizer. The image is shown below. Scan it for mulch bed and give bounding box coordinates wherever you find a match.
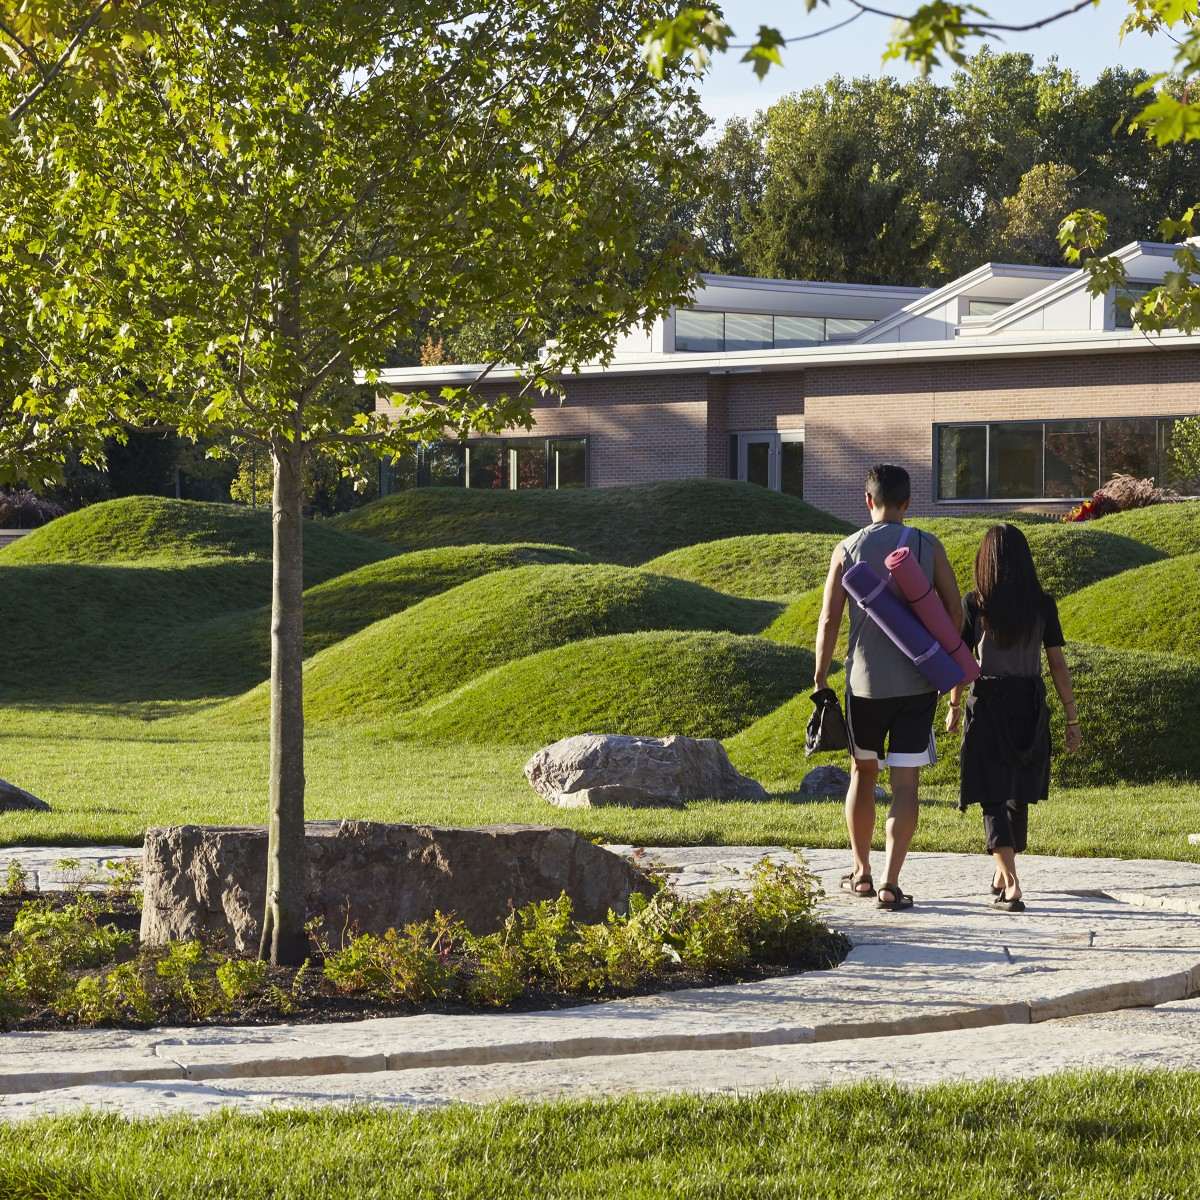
[0,892,851,1032]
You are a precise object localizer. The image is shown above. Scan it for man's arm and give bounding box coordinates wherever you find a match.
[813,545,846,690]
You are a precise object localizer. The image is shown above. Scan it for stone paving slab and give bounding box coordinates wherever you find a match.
[2,845,1199,1119]
[3,1000,1198,1121]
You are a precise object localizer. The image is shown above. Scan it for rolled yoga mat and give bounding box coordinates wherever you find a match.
[884,545,980,685]
[842,560,965,694]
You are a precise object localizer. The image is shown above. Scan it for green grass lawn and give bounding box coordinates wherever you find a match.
[331,478,855,564]
[2,1072,1199,1199]
[1,486,1197,861]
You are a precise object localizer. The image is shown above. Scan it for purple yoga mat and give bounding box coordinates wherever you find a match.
[843,560,965,694]
[885,546,980,685]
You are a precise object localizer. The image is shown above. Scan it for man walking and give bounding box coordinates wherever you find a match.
[813,464,961,909]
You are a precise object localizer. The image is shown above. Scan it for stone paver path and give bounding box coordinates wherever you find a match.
[1,844,1198,1120]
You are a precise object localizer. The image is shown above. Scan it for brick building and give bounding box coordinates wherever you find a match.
[374,241,1200,523]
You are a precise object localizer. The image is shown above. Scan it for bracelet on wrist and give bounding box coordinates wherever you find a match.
[1065,718,1080,726]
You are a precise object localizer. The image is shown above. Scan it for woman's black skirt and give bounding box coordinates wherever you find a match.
[958,675,1051,812]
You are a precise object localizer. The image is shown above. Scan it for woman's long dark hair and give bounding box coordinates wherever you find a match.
[973,524,1045,649]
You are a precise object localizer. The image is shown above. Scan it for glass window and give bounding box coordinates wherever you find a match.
[773,316,824,348]
[550,439,586,488]
[1114,284,1155,330]
[780,438,804,497]
[1102,418,1158,482]
[467,440,507,489]
[723,312,773,351]
[988,423,1043,499]
[423,442,465,487]
[675,310,724,352]
[937,425,987,500]
[1162,418,1200,496]
[967,300,1012,317]
[825,317,874,340]
[510,442,548,489]
[379,448,417,496]
[744,439,771,488]
[1044,421,1099,499]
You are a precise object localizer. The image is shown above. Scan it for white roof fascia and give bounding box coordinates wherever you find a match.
[961,241,1178,337]
[368,327,1200,391]
[693,272,929,304]
[853,262,1071,344]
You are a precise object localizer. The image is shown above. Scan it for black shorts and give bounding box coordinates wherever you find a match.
[846,692,938,768]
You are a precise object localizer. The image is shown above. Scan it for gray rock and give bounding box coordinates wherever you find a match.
[140,821,653,953]
[0,778,50,812]
[799,766,889,803]
[524,733,769,808]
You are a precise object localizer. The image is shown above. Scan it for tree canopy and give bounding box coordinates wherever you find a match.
[1,0,710,960]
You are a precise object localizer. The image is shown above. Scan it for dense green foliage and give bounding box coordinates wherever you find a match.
[398,631,811,745]
[644,533,842,599]
[1059,552,1200,656]
[333,479,854,565]
[4,1072,1200,1197]
[697,49,1200,284]
[0,860,832,1027]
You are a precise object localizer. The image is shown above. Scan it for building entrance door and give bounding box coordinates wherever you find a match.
[733,431,804,496]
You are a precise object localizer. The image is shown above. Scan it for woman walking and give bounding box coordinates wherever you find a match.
[945,524,1082,912]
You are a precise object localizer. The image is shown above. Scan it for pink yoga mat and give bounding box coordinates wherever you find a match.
[885,546,980,685]
[842,560,965,694]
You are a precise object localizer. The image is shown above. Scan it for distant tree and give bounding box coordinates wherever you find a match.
[7,0,708,962]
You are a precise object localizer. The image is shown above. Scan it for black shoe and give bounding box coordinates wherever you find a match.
[992,894,1025,913]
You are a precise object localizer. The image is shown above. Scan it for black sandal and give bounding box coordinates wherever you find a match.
[840,871,875,898]
[993,894,1025,913]
[876,883,913,911]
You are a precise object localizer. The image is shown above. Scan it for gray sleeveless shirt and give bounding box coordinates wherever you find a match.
[840,522,940,699]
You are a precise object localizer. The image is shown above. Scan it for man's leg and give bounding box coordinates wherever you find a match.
[846,757,880,887]
[880,764,919,894]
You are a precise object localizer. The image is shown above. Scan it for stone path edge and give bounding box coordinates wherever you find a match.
[5,970,1197,1098]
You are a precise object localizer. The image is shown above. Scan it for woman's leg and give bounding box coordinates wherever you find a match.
[983,803,1021,900]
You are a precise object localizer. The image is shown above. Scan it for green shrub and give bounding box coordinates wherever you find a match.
[153,940,231,1020]
[52,961,157,1027]
[321,916,459,1003]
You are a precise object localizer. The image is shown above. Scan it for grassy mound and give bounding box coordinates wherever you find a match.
[220,564,782,722]
[398,630,811,744]
[936,522,1166,596]
[643,533,842,599]
[2,495,389,584]
[1058,551,1200,657]
[333,479,855,565]
[0,560,282,702]
[1051,641,1200,785]
[1092,500,1200,557]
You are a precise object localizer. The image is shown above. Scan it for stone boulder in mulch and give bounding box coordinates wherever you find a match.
[800,765,889,803]
[140,820,653,953]
[0,778,50,812]
[524,733,769,809]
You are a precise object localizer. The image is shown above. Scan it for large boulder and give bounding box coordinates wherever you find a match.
[0,778,50,812]
[140,820,652,953]
[800,765,889,803]
[525,733,769,808]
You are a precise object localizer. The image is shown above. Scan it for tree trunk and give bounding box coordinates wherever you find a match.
[259,420,309,965]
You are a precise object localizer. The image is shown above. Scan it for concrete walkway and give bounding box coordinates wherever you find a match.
[1,844,1199,1120]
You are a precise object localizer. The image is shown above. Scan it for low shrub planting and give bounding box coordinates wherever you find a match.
[0,859,846,1030]
[0,489,65,529]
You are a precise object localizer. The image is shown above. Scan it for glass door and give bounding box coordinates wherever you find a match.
[736,432,777,489]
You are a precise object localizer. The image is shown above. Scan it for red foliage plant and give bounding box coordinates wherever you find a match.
[1063,474,1179,522]
[0,490,66,529]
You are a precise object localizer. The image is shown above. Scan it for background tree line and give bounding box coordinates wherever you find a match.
[695,48,1200,285]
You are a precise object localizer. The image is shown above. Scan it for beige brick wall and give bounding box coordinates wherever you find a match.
[805,351,1200,521]
[376,350,1200,519]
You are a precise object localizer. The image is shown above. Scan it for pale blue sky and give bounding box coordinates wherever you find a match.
[698,0,1175,126]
